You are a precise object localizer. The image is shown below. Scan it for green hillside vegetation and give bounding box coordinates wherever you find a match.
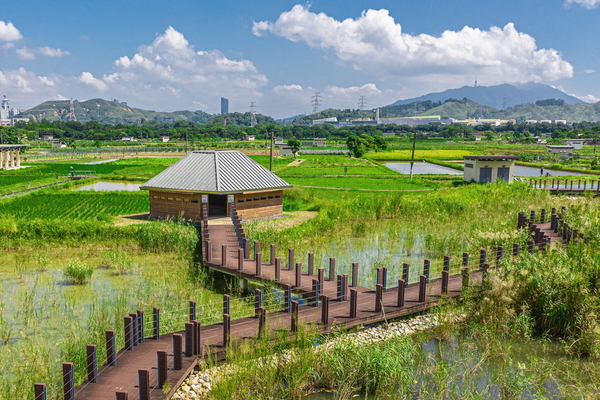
[419,98,600,123]
[21,98,212,124]
[208,112,275,125]
[419,98,497,120]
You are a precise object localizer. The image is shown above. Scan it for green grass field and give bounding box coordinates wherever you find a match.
[285,176,438,190]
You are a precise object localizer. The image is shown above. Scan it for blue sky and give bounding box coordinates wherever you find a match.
[0,0,599,118]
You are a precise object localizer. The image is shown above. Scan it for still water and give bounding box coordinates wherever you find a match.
[385,162,589,177]
[74,181,141,191]
[82,159,118,165]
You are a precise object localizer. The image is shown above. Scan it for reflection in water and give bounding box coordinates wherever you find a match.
[385,162,462,175]
[74,181,141,191]
[385,162,590,178]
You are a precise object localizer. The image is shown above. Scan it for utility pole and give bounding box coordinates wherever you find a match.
[409,131,417,182]
[185,128,189,152]
[250,102,257,127]
[311,92,321,114]
[269,128,274,171]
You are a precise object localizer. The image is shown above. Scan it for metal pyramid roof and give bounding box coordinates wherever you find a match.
[140,150,292,193]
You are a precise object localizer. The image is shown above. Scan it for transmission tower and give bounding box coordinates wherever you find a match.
[68,98,77,121]
[358,96,367,112]
[249,101,257,127]
[311,92,321,114]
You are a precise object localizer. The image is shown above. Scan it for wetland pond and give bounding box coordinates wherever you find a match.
[73,181,142,191]
[385,162,590,177]
[305,334,568,399]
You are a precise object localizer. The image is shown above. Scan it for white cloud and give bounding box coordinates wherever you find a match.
[79,72,108,92]
[0,43,14,50]
[107,26,267,111]
[254,5,573,92]
[0,21,22,41]
[565,0,600,8]
[583,69,596,74]
[16,47,35,60]
[574,93,600,103]
[37,47,71,57]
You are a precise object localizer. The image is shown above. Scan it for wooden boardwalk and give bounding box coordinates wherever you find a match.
[74,219,480,400]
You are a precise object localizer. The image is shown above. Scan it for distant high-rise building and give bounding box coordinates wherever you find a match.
[221,97,229,115]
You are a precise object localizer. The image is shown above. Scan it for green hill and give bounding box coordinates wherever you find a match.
[20,98,212,124]
[416,98,497,120]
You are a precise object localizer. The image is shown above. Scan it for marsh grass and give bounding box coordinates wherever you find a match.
[63,260,94,284]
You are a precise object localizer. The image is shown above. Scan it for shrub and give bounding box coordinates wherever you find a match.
[100,248,132,275]
[63,260,94,284]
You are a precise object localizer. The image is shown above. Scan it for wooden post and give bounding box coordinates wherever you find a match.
[129,313,138,346]
[223,294,230,316]
[343,274,349,301]
[189,300,197,321]
[34,383,46,400]
[512,243,519,257]
[238,248,244,271]
[291,301,299,332]
[397,280,405,307]
[255,289,263,317]
[318,268,325,292]
[205,240,212,262]
[312,280,320,307]
[402,263,409,286]
[184,322,194,357]
[329,257,336,281]
[275,257,281,281]
[106,330,116,366]
[258,307,266,338]
[173,334,182,370]
[124,316,133,351]
[381,268,388,292]
[423,259,430,283]
[116,392,128,400]
[270,244,276,265]
[253,240,260,261]
[321,296,329,324]
[157,351,167,389]
[221,244,228,266]
[375,284,383,312]
[294,262,302,287]
[541,209,546,223]
[243,238,250,259]
[138,369,150,400]
[351,262,359,287]
[308,252,315,275]
[223,314,230,347]
[63,362,74,400]
[462,252,469,267]
[337,275,344,301]
[528,240,535,254]
[153,307,160,340]
[418,275,427,302]
[255,253,262,276]
[86,344,98,383]
[441,271,449,295]
[288,248,295,270]
[137,309,144,343]
[350,289,358,318]
[443,255,450,272]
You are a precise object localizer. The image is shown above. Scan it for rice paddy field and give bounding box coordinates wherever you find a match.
[1,154,599,398]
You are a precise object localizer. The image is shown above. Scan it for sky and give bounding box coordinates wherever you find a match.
[1,0,599,119]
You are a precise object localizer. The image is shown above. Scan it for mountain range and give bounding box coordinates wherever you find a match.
[388,83,583,110]
[20,98,213,124]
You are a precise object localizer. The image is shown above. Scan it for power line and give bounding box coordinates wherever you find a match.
[311,92,321,114]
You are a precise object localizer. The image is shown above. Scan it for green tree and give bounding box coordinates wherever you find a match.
[287,138,301,158]
[373,135,388,152]
[346,135,367,158]
[483,131,494,141]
